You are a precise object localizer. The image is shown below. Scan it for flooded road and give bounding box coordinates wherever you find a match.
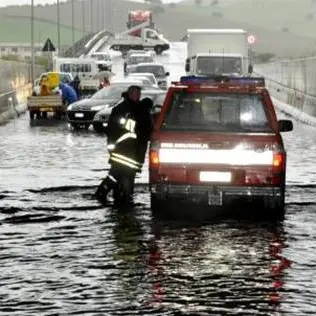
[1,43,316,315]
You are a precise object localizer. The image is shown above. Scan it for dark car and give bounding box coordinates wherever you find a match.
[66,81,143,130]
[92,90,166,133]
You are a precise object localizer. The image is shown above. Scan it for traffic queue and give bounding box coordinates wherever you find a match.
[27,26,295,220]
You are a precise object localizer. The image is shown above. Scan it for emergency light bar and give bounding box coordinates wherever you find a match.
[179,75,265,87]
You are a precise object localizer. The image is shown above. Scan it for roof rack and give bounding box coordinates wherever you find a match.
[173,75,265,87]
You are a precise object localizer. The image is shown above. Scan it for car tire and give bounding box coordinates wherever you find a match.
[93,122,106,133]
[29,111,35,120]
[154,46,163,55]
[71,123,81,130]
[150,194,165,214]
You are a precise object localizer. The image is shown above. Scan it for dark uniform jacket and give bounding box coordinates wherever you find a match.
[106,97,141,172]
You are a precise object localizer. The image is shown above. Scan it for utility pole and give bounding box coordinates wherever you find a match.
[72,0,75,56]
[57,0,61,55]
[96,0,100,31]
[91,0,94,33]
[82,0,86,36]
[31,0,35,84]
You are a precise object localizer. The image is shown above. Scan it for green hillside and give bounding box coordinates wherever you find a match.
[0,0,316,57]
[178,0,316,39]
[0,15,83,45]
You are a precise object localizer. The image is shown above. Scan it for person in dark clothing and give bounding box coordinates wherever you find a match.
[59,83,78,106]
[136,97,154,166]
[69,75,81,99]
[95,85,146,206]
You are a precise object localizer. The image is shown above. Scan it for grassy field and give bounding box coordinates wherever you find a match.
[0,0,316,57]
[178,0,316,39]
[0,15,83,45]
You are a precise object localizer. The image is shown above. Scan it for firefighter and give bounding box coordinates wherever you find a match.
[95,85,144,206]
[136,97,154,166]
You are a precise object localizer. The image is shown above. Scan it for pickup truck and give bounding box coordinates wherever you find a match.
[108,28,170,56]
[27,95,64,120]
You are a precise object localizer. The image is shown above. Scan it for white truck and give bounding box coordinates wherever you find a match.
[185,29,253,76]
[108,21,170,56]
[53,57,100,97]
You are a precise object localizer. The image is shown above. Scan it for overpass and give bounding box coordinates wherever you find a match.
[63,30,113,58]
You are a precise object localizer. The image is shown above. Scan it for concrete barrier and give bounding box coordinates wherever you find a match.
[0,60,43,123]
[254,71,316,126]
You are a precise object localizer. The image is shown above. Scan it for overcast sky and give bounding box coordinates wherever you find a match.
[0,0,183,7]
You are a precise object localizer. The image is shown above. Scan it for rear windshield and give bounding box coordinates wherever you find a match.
[132,65,165,77]
[129,56,153,64]
[161,92,272,133]
[196,57,242,75]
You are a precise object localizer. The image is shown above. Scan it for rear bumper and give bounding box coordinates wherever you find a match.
[150,183,283,207]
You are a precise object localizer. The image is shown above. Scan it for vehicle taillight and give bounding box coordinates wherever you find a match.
[150,151,159,166]
[273,153,285,169]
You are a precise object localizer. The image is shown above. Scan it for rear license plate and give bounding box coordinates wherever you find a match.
[200,171,231,182]
[40,107,54,112]
[208,191,223,206]
[75,113,84,118]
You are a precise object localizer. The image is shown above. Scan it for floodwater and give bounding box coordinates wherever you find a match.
[1,43,316,315]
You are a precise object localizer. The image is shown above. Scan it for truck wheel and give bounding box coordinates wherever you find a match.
[154,46,163,55]
[36,111,41,119]
[150,194,165,215]
[29,111,35,120]
[84,124,90,130]
[42,112,47,119]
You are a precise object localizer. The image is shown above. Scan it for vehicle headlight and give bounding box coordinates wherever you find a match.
[67,104,73,111]
[91,105,108,111]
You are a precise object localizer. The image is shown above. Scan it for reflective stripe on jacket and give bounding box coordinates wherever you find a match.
[109,130,141,172]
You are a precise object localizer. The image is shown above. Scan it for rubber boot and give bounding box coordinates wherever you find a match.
[95,178,113,205]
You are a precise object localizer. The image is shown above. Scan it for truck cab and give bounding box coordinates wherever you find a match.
[186,29,253,77]
[149,76,293,219]
[185,53,251,76]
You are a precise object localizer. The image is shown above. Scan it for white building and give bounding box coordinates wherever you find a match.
[0,43,45,59]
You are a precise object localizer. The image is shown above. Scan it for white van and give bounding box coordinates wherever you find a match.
[90,52,112,71]
[53,57,99,96]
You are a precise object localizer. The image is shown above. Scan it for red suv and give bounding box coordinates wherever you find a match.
[149,76,293,218]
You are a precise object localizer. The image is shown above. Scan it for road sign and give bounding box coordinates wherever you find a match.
[247,35,256,45]
[42,38,56,52]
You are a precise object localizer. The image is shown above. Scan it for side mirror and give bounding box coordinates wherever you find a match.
[278,119,293,132]
[185,58,190,72]
[248,64,253,74]
[165,72,170,76]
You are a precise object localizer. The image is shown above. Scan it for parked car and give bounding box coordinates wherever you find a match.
[66,80,143,130]
[124,53,155,73]
[93,89,166,133]
[126,73,159,88]
[127,62,170,90]
[90,51,112,71]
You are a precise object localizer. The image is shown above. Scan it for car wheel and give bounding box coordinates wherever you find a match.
[150,194,165,214]
[29,111,35,120]
[93,122,106,133]
[71,123,81,130]
[154,46,163,54]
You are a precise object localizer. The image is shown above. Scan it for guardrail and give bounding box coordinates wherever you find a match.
[255,71,316,123]
[0,90,18,115]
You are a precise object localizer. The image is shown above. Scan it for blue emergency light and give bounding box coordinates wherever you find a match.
[179,75,265,86]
